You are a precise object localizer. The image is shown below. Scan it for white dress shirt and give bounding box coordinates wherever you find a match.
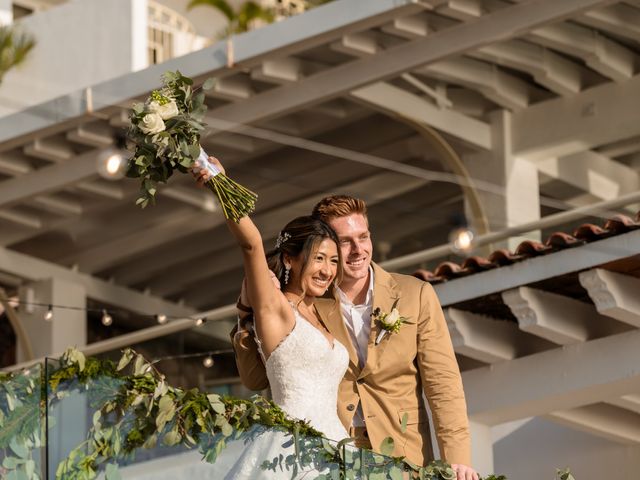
[336,267,374,427]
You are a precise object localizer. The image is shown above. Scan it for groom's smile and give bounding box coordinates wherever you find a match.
[329,213,373,283]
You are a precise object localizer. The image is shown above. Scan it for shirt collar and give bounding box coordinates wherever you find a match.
[337,266,374,307]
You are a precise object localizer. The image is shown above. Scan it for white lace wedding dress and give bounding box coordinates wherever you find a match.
[121,305,350,480]
[222,304,350,479]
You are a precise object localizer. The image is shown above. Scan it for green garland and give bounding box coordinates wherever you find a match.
[0,348,575,480]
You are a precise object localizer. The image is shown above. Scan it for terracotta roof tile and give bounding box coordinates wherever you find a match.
[545,232,585,249]
[514,240,552,256]
[573,223,609,241]
[412,209,640,285]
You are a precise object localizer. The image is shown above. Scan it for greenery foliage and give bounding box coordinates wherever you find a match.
[0,25,36,84]
[0,348,575,479]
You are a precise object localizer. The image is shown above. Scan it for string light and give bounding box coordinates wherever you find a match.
[156,314,168,325]
[449,226,475,254]
[44,305,53,322]
[195,317,205,327]
[101,309,113,326]
[202,356,214,368]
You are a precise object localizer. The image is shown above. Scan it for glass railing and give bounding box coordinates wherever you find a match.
[1,355,422,480]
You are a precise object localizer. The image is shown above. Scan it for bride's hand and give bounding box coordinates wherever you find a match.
[191,155,226,186]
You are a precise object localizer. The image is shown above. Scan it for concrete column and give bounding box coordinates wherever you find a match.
[0,0,11,26]
[18,277,87,473]
[470,420,494,477]
[463,110,541,251]
[17,277,86,360]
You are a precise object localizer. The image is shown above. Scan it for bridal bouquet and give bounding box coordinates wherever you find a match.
[126,70,257,222]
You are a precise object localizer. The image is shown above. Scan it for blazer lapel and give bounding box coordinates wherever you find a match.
[314,296,360,371]
[359,263,400,379]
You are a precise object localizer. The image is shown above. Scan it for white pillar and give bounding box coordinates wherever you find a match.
[470,420,494,477]
[463,110,541,251]
[0,0,12,25]
[18,277,87,473]
[17,277,86,360]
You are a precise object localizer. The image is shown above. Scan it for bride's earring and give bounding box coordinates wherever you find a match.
[284,265,290,285]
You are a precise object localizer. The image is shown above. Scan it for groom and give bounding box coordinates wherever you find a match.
[233,195,477,479]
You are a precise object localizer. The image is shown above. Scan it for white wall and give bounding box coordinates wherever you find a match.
[0,0,146,116]
[493,417,640,479]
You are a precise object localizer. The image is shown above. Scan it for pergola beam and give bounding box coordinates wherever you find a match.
[463,329,640,425]
[0,245,196,318]
[350,82,491,149]
[512,73,640,159]
[204,0,612,137]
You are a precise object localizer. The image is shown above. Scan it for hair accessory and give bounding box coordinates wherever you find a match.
[284,265,290,285]
[275,231,291,250]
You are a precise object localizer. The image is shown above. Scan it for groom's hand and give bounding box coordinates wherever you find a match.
[451,464,479,480]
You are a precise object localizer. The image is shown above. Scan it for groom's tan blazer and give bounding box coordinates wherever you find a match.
[231,263,471,467]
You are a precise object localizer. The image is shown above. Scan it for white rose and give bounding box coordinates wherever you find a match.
[381,308,400,327]
[139,113,165,134]
[149,99,179,120]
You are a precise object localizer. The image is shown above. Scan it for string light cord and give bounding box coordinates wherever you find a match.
[150,349,233,365]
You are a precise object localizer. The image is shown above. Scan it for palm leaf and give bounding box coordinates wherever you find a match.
[236,1,275,32]
[0,25,36,84]
[187,0,235,22]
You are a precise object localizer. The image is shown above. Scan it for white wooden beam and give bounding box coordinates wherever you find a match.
[536,151,640,200]
[60,210,219,274]
[381,14,429,39]
[579,268,640,327]
[66,125,114,148]
[0,150,101,208]
[23,138,74,162]
[207,75,253,101]
[421,57,533,110]
[0,209,42,229]
[578,4,640,43]
[330,31,380,57]
[204,0,613,138]
[512,73,640,159]
[250,57,304,84]
[436,0,483,21]
[528,22,637,82]
[463,329,640,425]
[472,39,584,96]
[350,82,491,149]
[0,245,196,317]
[608,394,640,415]
[501,286,625,345]
[547,403,640,444]
[445,308,550,363]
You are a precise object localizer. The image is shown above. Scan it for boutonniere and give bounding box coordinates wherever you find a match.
[373,299,412,345]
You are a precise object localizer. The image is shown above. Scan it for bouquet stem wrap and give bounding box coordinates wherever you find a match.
[196,148,257,223]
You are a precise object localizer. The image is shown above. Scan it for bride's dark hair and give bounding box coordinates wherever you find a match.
[267,216,343,292]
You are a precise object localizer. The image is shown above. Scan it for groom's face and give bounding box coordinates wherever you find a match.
[328,213,372,282]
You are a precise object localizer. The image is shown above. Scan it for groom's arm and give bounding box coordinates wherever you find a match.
[416,282,471,466]
[231,314,269,391]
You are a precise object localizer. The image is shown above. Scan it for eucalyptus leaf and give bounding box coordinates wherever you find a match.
[379,436,395,457]
[105,463,122,480]
[202,77,216,90]
[400,412,409,433]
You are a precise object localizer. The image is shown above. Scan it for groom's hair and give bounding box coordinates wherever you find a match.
[311,195,368,223]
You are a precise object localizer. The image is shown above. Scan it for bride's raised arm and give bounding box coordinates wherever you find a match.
[194,156,292,354]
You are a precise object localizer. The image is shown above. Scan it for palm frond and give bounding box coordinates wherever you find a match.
[0,25,36,84]
[236,2,275,32]
[187,0,235,22]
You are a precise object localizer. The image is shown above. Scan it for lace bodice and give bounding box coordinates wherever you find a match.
[258,305,349,441]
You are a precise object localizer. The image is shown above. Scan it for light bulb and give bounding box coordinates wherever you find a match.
[156,314,168,325]
[195,317,205,327]
[449,227,475,254]
[96,149,127,180]
[101,309,113,326]
[44,305,53,322]
[202,356,214,368]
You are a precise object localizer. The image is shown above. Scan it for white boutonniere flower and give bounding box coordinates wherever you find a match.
[139,112,165,134]
[373,299,412,345]
[148,99,179,120]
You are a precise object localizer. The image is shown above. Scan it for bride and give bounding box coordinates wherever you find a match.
[194,155,350,478]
